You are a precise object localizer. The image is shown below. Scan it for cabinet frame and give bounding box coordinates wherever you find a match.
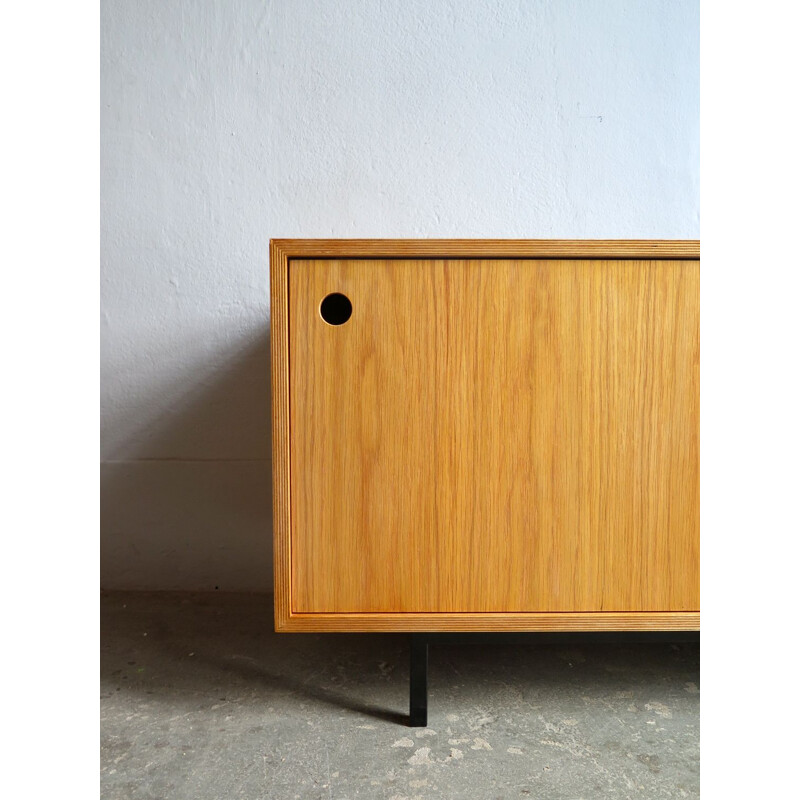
[270,239,700,633]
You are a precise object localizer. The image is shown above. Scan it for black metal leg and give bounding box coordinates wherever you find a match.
[409,634,428,727]
[403,631,697,727]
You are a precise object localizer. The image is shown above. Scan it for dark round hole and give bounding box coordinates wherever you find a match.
[319,292,352,325]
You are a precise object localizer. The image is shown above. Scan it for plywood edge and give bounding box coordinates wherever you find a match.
[269,240,291,632]
[276,612,700,633]
[270,238,700,260]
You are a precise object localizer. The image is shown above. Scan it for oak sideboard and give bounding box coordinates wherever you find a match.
[270,239,699,724]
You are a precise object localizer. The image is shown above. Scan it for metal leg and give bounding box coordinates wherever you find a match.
[404,631,697,727]
[409,634,428,727]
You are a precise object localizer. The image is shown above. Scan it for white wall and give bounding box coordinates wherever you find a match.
[101,0,699,590]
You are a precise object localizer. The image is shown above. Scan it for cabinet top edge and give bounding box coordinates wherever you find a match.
[270,239,700,260]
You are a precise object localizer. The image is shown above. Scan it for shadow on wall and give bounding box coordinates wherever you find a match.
[101,329,273,591]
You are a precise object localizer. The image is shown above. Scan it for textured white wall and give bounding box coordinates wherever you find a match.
[101,0,699,590]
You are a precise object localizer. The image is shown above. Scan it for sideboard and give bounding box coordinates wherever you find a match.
[270,239,699,723]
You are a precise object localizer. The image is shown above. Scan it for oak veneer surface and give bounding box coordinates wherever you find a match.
[287,257,699,617]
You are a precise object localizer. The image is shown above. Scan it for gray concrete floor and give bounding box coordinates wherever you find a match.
[101,593,699,799]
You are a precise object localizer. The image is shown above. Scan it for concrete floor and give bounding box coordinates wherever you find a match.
[101,593,699,799]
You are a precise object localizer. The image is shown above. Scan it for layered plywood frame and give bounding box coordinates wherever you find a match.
[271,240,700,632]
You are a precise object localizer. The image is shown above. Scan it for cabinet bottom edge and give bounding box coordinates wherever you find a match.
[275,611,700,633]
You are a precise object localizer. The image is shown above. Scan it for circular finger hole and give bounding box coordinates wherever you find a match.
[319,292,352,325]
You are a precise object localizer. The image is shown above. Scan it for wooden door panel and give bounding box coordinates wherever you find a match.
[288,258,699,613]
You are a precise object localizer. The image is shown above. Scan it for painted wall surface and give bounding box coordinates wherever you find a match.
[101,0,699,590]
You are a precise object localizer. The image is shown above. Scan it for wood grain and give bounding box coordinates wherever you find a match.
[273,239,699,260]
[286,258,699,619]
[276,611,700,633]
[269,241,291,631]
